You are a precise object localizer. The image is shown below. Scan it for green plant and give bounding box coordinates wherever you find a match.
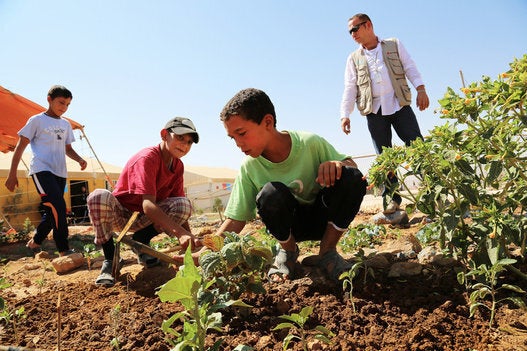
[457,258,526,327]
[368,55,527,271]
[340,248,375,313]
[212,198,224,222]
[83,243,102,271]
[339,224,387,253]
[272,306,334,351]
[151,236,180,251]
[110,304,122,350]
[0,277,27,344]
[199,231,274,300]
[157,246,252,351]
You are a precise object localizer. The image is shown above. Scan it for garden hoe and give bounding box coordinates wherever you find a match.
[111,211,181,280]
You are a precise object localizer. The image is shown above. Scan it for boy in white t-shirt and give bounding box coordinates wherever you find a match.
[5,85,87,256]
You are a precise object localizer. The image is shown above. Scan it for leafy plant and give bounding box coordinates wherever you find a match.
[0,277,27,344]
[110,304,122,350]
[157,246,252,351]
[83,243,102,271]
[212,198,224,222]
[199,231,274,300]
[272,306,334,351]
[368,55,527,270]
[151,236,180,251]
[457,258,526,327]
[340,248,375,313]
[339,223,387,253]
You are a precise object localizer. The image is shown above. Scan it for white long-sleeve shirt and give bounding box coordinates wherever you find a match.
[340,38,424,118]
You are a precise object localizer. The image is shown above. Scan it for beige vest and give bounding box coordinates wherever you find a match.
[351,39,412,115]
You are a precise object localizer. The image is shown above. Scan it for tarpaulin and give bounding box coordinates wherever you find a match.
[0,85,84,153]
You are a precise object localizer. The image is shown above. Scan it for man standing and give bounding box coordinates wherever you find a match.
[340,13,429,214]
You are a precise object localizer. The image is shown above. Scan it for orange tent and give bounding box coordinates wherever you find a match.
[0,85,84,153]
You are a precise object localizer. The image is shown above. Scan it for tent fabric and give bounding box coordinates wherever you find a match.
[0,85,84,153]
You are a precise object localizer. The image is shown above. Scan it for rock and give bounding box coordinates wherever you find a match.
[365,254,391,269]
[377,234,422,257]
[418,246,457,266]
[23,263,41,270]
[35,251,51,260]
[371,210,409,225]
[388,261,423,277]
[51,253,86,273]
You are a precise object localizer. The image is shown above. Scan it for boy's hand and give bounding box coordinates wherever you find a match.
[316,161,343,187]
[177,234,203,251]
[4,176,18,192]
[173,245,208,266]
[79,158,87,170]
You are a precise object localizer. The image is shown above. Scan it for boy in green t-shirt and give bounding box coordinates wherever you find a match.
[216,88,367,283]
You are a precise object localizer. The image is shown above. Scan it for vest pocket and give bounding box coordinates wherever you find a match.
[356,66,371,111]
[386,54,405,76]
[397,79,412,104]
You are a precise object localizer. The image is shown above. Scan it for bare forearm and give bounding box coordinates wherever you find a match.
[215,218,246,236]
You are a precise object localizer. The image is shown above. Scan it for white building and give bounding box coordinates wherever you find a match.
[184,166,237,213]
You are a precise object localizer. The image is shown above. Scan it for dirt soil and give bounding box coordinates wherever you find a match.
[1,211,526,351]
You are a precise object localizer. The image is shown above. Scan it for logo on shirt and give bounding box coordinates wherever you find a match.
[289,179,304,194]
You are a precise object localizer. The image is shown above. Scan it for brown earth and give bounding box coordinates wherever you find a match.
[1,211,526,351]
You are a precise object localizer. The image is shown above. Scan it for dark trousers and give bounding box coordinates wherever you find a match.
[367,105,422,204]
[256,166,366,242]
[31,171,69,252]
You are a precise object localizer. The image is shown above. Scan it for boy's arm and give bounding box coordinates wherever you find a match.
[215,218,246,236]
[141,194,197,249]
[65,144,87,170]
[5,136,30,192]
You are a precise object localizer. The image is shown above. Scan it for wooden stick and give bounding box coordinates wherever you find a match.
[115,211,139,243]
[57,293,62,351]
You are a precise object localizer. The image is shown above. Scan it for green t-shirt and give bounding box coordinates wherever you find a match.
[224,130,350,221]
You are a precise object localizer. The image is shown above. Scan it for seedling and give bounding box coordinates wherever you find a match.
[457,259,526,327]
[340,249,375,312]
[158,246,252,350]
[110,304,122,350]
[199,231,273,300]
[0,278,27,344]
[83,243,102,271]
[272,306,334,351]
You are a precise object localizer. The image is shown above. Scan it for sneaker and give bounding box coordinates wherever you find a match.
[383,200,400,214]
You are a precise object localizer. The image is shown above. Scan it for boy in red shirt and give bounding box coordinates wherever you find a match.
[88,117,199,286]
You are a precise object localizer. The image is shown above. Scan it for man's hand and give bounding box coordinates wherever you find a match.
[341,117,351,135]
[416,91,430,111]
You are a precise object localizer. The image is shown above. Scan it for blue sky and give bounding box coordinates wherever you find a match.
[1,0,526,174]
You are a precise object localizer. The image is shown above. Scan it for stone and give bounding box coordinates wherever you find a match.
[388,261,423,277]
[51,253,86,273]
[371,210,409,225]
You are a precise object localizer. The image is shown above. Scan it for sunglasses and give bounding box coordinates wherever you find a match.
[349,21,367,35]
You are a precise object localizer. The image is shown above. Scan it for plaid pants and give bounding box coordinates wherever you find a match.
[87,189,192,245]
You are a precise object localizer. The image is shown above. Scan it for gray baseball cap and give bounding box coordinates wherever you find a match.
[164,117,199,143]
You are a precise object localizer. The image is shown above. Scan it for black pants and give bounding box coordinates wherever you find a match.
[367,105,423,204]
[256,166,367,242]
[31,171,69,252]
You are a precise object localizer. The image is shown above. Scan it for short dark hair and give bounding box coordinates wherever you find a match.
[48,85,73,100]
[220,88,276,127]
[349,13,371,23]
